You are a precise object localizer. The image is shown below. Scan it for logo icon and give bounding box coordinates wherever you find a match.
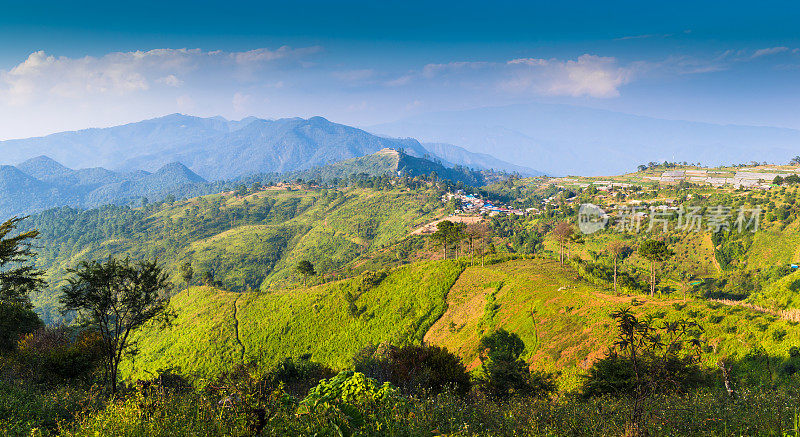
[578,203,608,234]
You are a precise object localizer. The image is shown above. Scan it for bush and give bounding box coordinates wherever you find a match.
[354,344,471,396]
[0,303,42,353]
[265,356,337,397]
[582,353,705,398]
[582,308,706,398]
[16,326,104,384]
[475,329,556,399]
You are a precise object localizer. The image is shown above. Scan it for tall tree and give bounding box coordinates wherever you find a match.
[0,217,45,352]
[0,217,45,307]
[179,261,194,292]
[552,222,574,265]
[296,260,316,286]
[60,257,173,393]
[607,241,631,295]
[431,220,466,260]
[637,240,675,296]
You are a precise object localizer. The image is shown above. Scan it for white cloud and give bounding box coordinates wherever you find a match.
[232,92,253,114]
[0,47,319,106]
[504,55,634,98]
[156,74,183,87]
[752,46,790,58]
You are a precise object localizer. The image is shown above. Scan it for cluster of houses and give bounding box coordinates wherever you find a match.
[443,191,526,216]
[645,169,791,190]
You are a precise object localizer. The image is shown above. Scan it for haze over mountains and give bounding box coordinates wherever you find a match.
[0,112,544,217]
[0,114,541,181]
[369,102,800,176]
[0,156,207,216]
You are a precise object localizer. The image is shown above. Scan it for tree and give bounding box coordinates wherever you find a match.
[201,270,215,286]
[476,329,555,399]
[607,241,632,295]
[179,261,194,291]
[431,220,467,260]
[637,240,674,296]
[296,260,316,286]
[60,257,173,393]
[582,309,704,431]
[0,217,45,352]
[0,217,45,307]
[790,156,800,166]
[552,222,574,265]
[0,302,42,353]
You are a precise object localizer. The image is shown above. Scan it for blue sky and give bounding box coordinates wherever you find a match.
[1,0,800,139]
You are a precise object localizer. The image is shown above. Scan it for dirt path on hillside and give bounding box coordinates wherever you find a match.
[233,294,245,362]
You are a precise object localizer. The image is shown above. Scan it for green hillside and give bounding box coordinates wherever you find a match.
[120,257,800,391]
[121,259,465,381]
[24,185,448,323]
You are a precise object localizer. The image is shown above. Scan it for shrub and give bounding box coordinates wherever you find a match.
[582,308,706,398]
[354,344,471,396]
[16,326,103,384]
[0,302,42,353]
[475,329,556,399]
[266,356,337,397]
[299,371,398,417]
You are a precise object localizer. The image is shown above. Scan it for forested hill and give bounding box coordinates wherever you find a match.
[277,148,488,187]
[1,157,209,217]
[1,150,500,217]
[24,182,449,324]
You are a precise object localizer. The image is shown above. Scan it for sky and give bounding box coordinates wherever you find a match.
[1,0,800,139]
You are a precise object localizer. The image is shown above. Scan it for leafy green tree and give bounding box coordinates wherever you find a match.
[790,156,800,166]
[60,257,173,393]
[0,217,45,306]
[477,329,555,399]
[0,217,45,352]
[582,308,704,429]
[0,303,42,353]
[201,270,215,286]
[296,260,316,286]
[180,261,194,290]
[638,240,674,296]
[431,220,467,259]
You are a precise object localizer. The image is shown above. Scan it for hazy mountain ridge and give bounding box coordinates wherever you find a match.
[369,102,800,176]
[0,158,207,217]
[0,114,539,180]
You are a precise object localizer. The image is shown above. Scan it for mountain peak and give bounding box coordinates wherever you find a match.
[16,155,74,180]
[152,162,207,183]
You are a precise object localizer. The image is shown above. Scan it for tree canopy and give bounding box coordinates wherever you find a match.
[60,257,173,393]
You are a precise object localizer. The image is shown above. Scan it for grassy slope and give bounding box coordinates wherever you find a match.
[425,259,800,389]
[121,259,465,382]
[29,186,446,322]
[123,257,800,391]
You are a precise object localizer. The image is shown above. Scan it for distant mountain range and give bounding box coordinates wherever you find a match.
[368,102,800,176]
[0,114,543,180]
[0,157,207,217]
[0,146,508,218]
